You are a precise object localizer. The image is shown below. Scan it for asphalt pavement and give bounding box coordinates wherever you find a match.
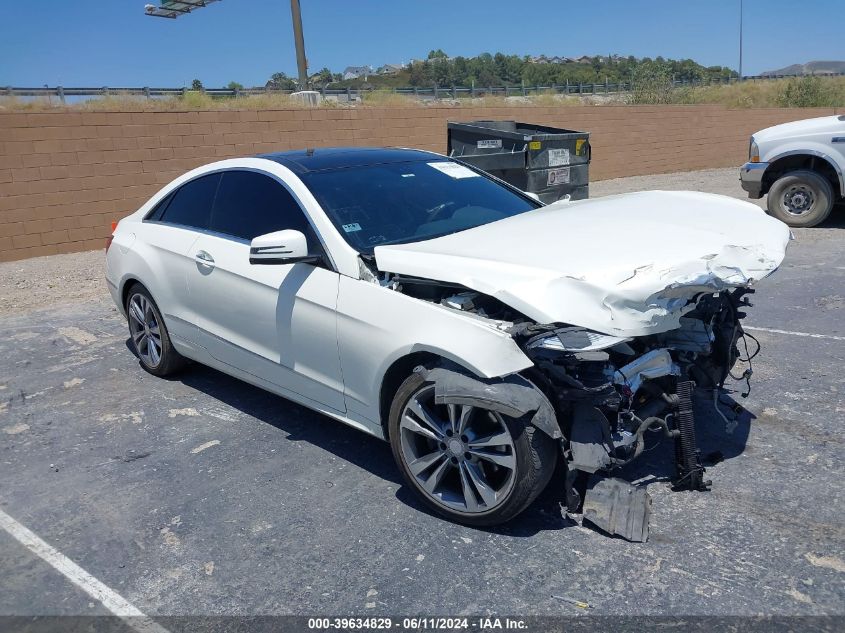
[1,169,843,621]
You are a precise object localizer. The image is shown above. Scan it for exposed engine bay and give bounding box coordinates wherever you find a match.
[376,270,762,541]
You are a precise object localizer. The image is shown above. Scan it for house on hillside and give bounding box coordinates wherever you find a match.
[377,64,403,75]
[575,55,593,64]
[529,55,574,64]
[342,65,374,80]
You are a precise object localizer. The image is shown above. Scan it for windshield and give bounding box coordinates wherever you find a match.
[300,159,540,253]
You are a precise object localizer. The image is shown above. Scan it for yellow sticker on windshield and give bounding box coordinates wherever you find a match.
[529,141,542,150]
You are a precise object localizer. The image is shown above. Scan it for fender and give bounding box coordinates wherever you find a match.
[418,363,562,439]
[764,146,845,196]
[336,275,533,427]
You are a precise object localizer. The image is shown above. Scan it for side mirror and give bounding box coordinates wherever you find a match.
[249,230,322,265]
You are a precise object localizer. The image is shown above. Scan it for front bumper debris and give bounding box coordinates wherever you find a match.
[740,161,769,198]
[582,476,651,542]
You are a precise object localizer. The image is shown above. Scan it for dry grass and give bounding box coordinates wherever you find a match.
[358,90,422,107]
[674,77,845,108]
[0,91,324,112]
[2,78,843,111]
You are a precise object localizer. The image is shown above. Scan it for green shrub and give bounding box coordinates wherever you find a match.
[627,65,676,105]
[777,76,836,107]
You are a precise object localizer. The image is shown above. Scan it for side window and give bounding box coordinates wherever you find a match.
[145,190,175,221]
[210,170,313,242]
[158,173,221,230]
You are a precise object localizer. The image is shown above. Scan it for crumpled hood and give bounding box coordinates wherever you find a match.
[374,191,791,336]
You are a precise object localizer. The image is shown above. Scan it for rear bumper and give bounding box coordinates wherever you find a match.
[739,162,768,198]
[106,276,124,317]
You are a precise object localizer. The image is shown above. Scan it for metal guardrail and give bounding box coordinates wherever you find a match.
[4,73,844,103]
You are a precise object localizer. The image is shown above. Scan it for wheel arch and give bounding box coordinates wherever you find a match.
[120,276,147,312]
[377,348,560,442]
[378,350,469,440]
[762,151,844,197]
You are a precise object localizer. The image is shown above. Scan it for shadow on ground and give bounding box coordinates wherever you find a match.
[138,341,756,542]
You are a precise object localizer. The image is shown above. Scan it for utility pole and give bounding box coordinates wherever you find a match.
[290,0,309,88]
[738,0,743,80]
[145,1,311,89]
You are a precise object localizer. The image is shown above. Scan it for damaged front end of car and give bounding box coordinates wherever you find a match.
[371,191,791,540]
[379,275,761,541]
[511,288,760,540]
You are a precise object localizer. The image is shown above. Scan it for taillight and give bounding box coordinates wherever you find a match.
[105,221,117,252]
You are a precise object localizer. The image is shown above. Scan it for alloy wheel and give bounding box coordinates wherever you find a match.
[128,293,163,368]
[399,384,517,514]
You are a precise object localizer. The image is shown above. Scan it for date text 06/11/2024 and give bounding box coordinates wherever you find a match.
[307,617,528,630]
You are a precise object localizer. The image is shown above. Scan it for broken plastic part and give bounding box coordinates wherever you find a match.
[526,327,630,352]
[582,476,651,542]
[357,256,379,284]
[569,404,613,473]
[416,364,561,439]
[612,349,680,395]
[441,292,479,311]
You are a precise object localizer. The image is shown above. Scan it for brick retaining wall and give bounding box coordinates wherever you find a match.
[0,104,838,261]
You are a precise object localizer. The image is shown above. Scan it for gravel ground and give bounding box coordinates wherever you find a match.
[0,250,105,317]
[0,167,843,623]
[590,167,764,200]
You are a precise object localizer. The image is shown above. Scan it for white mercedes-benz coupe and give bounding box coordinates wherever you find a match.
[106,147,790,534]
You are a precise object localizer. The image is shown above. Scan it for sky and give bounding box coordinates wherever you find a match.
[2,0,844,87]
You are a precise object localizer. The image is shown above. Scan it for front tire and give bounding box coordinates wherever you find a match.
[388,370,557,526]
[766,170,834,227]
[125,284,186,377]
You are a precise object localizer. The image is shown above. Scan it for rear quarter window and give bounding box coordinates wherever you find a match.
[145,191,175,221]
[157,173,221,230]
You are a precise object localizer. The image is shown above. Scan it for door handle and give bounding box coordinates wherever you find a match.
[195,250,215,267]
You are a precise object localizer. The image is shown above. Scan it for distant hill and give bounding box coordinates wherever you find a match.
[761,61,845,76]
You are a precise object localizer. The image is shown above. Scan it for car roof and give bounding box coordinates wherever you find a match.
[257,147,443,174]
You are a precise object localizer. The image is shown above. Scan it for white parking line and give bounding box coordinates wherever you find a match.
[0,507,170,633]
[744,325,845,342]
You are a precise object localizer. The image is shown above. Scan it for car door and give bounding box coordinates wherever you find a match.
[185,169,345,413]
[136,172,221,344]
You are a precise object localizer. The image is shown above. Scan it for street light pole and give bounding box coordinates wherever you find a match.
[290,0,309,89]
[145,2,311,89]
[738,0,743,80]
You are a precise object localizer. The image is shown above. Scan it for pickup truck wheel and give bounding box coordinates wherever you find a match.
[388,371,556,526]
[767,170,834,227]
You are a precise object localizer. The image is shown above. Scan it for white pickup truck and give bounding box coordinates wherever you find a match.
[740,114,845,227]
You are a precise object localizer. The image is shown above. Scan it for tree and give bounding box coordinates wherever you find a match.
[314,67,334,85]
[628,63,675,104]
[427,49,447,59]
[191,79,204,91]
[266,72,296,90]
[226,81,244,91]
[408,60,434,86]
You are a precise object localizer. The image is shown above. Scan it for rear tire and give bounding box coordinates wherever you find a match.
[388,370,557,527]
[125,284,187,377]
[766,170,834,227]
